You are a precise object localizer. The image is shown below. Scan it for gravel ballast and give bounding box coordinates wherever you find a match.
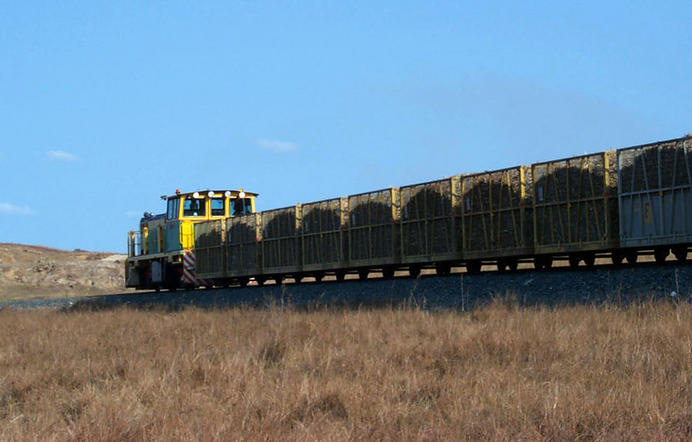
[2,261,691,311]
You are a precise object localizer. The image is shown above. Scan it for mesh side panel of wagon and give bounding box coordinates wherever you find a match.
[461,166,533,259]
[533,151,618,254]
[226,213,261,277]
[195,220,225,278]
[399,177,461,263]
[618,136,692,247]
[261,206,301,274]
[347,188,399,267]
[300,198,347,272]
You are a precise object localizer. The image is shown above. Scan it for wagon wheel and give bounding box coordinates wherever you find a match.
[535,256,553,271]
[507,258,518,272]
[409,265,421,278]
[435,263,451,276]
[314,272,325,282]
[568,255,581,269]
[335,270,346,282]
[672,246,687,262]
[582,253,595,268]
[654,247,669,264]
[611,251,624,266]
[533,256,543,270]
[543,256,553,270]
[465,260,481,274]
[238,277,249,287]
[358,269,369,280]
[382,266,395,279]
[273,275,283,285]
[255,276,266,287]
[624,250,638,265]
[496,259,507,273]
[294,274,304,284]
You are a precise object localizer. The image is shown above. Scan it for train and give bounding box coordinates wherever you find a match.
[126,135,692,290]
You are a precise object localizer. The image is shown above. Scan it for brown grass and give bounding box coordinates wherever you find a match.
[1,300,691,440]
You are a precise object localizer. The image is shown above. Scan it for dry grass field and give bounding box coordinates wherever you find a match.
[1,300,691,440]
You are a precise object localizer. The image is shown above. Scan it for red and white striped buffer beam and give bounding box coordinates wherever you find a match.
[182,249,210,287]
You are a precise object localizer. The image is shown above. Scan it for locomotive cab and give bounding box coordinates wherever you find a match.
[164,189,256,251]
[126,189,258,290]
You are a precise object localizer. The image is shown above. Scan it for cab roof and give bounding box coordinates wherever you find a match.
[162,189,259,200]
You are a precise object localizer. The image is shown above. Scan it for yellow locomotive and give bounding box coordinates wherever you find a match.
[126,189,257,290]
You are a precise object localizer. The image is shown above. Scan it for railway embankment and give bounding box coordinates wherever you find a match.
[3,258,690,310]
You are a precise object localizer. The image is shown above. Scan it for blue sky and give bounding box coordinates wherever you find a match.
[1,1,690,252]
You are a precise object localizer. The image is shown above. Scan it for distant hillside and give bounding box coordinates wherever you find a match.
[0,243,131,301]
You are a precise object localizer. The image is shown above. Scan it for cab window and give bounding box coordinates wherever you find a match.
[232,198,252,216]
[183,198,205,217]
[211,198,225,216]
[167,198,179,220]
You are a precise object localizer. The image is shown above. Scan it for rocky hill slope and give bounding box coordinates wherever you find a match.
[0,243,131,300]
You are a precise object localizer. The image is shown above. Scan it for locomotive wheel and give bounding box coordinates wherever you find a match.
[625,250,638,265]
[583,253,595,267]
[507,258,518,272]
[435,263,451,276]
[673,246,687,262]
[165,266,180,291]
[654,247,669,264]
[466,260,481,274]
[409,265,421,278]
[358,269,369,280]
[382,267,395,279]
[335,271,346,282]
[568,255,581,269]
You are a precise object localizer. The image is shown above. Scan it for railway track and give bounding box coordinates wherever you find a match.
[4,258,691,311]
